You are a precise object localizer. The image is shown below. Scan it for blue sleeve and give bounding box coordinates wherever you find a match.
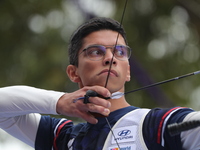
[142,107,194,150]
[35,116,73,150]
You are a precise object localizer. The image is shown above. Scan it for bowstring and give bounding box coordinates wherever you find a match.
[104,0,128,149]
[104,0,128,88]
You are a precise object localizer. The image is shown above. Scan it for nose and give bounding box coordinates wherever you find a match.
[103,50,117,66]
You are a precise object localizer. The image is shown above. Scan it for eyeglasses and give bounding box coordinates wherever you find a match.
[79,45,131,61]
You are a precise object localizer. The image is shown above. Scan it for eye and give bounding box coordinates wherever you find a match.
[115,46,127,57]
[87,46,105,58]
[116,49,124,56]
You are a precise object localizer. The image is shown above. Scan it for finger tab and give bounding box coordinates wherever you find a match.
[83,95,90,104]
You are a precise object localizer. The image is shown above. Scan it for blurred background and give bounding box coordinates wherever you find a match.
[0,0,200,149]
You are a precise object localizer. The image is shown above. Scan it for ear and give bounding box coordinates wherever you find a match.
[126,65,131,82]
[66,65,81,83]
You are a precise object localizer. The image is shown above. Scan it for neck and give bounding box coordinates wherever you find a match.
[108,96,130,112]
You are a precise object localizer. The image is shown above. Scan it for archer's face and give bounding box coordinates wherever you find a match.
[67,30,130,93]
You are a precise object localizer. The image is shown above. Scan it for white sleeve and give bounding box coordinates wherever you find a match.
[181,111,200,150]
[0,86,65,147]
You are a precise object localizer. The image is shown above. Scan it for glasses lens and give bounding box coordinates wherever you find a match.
[114,45,131,60]
[86,45,105,60]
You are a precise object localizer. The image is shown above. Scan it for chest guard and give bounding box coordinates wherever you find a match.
[102,108,150,150]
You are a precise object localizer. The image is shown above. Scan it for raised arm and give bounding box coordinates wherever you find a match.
[0,85,111,147]
[0,86,65,147]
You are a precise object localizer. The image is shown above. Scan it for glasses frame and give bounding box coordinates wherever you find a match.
[79,44,132,61]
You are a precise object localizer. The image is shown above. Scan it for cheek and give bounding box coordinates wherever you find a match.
[122,63,130,80]
[77,60,98,78]
[79,61,95,71]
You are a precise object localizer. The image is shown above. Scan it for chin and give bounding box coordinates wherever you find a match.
[82,80,124,93]
[106,86,124,94]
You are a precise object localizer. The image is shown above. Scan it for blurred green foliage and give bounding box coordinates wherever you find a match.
[0,0,200,110]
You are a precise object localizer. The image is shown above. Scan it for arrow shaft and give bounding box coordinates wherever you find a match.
[124,70,200,95]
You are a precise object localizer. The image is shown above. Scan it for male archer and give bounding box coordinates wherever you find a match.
[0,17,200,150]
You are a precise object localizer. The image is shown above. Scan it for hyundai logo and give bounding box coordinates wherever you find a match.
[118,129,131,136]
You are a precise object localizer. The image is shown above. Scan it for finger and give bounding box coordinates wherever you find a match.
[89,97,111,108]
[87,103,110,116]
[85,86,111,98]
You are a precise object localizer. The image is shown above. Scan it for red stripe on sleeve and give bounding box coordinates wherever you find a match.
[157,107,181,144]
[53,120,72,150]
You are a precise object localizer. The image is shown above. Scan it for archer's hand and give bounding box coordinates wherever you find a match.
[56,86,111,124]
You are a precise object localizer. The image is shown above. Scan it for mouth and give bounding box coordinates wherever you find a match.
[98,69,118,77]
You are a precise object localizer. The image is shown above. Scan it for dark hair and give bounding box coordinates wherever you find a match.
[68,17,127,66]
